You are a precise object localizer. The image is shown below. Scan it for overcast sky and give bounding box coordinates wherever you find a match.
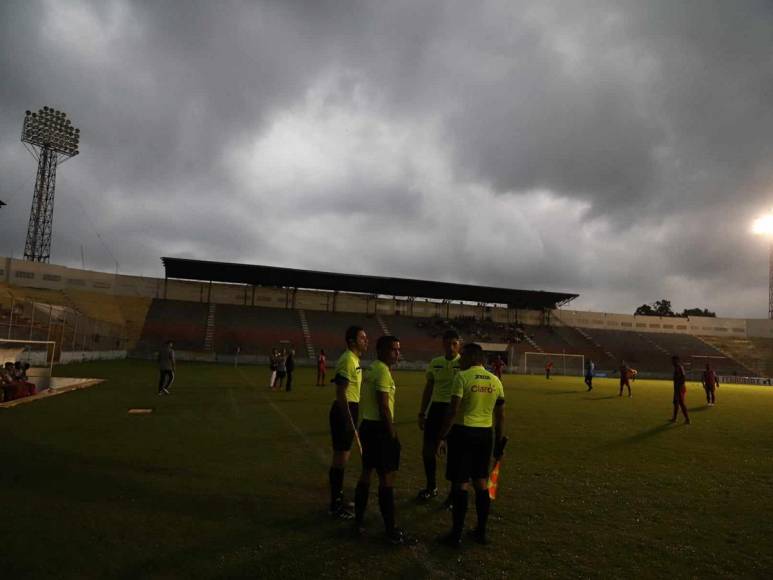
[1,1,772,318]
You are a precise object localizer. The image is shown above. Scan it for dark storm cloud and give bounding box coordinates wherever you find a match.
[1,0,772,317]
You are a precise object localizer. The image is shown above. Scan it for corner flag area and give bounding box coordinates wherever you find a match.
[1,360,771,577]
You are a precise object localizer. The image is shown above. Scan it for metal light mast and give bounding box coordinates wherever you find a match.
[20,106,80,262]
[769,243,773,319]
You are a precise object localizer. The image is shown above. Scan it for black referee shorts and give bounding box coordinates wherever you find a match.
[445,425,493,483]
[359,419,401,474]
[329,401,359,452]
[423,402,450,446]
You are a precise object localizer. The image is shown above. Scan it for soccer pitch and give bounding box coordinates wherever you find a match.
[1,361,772,578]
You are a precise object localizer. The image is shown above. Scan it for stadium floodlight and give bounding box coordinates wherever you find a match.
[752,209,773,319]
[20,107,81,263]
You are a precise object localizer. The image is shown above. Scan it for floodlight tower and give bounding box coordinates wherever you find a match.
[20,106,80,262]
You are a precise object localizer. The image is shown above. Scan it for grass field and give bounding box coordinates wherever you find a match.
[1,360,772,579]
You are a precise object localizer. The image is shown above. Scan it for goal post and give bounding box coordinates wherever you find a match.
[0,338,56,378]
[523,351,584,376]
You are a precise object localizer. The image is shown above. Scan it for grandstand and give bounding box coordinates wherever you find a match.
[2,256,772,379]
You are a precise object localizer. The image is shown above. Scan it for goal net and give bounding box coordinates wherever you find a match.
[523,352,585,376]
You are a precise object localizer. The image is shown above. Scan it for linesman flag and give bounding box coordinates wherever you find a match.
[488,436,508,500]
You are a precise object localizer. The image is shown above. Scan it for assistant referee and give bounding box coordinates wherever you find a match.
[438,343,506,546]
[328,325,368,519]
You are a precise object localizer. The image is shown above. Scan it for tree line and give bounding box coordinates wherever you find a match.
[634,299,716,318]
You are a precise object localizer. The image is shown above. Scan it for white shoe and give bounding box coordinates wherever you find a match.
[162,388,171,395]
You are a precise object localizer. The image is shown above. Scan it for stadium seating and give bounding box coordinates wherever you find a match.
[136,299,209,351]
[379,315,439,361]
[303,311,384,360]
[213,305,305,355]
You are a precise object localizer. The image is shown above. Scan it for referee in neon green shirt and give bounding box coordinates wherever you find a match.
[438,343,506,546]
[417,329,461,504]
[353,335,415,545]
[328,326,368,519]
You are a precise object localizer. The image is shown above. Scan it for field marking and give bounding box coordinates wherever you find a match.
[237,369,328,465]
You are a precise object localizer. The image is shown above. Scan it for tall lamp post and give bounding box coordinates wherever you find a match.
[752,211,773,319]
[20,106,80,263]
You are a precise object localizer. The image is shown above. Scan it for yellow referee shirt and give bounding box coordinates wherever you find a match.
[451,365,505,428]
[426,354,461,403]
[360,360,396,421]
[334,349,362,403]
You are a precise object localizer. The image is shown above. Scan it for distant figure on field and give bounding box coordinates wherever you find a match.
[491,355,505,379]
[584,360,595,391]
[274,350,287,391]
[285,349,295,392]
[158,340,175,395]
[670,356,690,424]
[545,360,553,379]
[619,360,632,397]
[317,349,327,386]
[701,363,719,406]
[269,349,279,389]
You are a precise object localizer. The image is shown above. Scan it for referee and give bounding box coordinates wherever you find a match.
[416,329,461,505]
[438,343,505,546]
[353,335,415,545]
[328,326,368,519]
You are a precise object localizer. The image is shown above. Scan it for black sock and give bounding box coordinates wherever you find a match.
[329,467,344,509]
[423,454,437,490]
[452,488,468,537]
[355,481,369,523]
[378,486,395,533]
[475,488,491,535]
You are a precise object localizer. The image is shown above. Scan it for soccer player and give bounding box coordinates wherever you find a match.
[619,360,632,397]
[285,349,295,392]
[702,363,719,406]
[158,340,175,395]
[416,329,461,504]
[316,349,327,386]
[670,355,690,424]
[354,335,415,545]
[437,343,506,547]
[545,360,553,379]
[491,354,505,379]
[328,326,368,519]
[584,359,595,391]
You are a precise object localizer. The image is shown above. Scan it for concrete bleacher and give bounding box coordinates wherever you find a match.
[380,315,439,361]
[578,328,669,372]
[64,290,152,350]
[214,305,305,354]
[136,299,209,351]
[304,311,384,360]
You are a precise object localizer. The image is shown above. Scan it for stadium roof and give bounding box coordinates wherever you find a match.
[161,257,578,309]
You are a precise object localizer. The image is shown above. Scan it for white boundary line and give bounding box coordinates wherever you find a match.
[237,369,328,465]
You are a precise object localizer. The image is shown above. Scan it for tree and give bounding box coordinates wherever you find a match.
[682,307,716,318]
[635,299,676,317]
[634,303,655,316]
[653,299,675,317]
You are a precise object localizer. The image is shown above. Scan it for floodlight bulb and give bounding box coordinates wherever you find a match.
[752,213,773,236]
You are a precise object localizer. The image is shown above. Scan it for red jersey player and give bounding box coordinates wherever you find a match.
[670,356,690,424]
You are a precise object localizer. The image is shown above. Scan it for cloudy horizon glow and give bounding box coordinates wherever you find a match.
[1,0,772,318]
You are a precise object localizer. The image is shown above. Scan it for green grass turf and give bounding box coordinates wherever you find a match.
[1,360,772,579]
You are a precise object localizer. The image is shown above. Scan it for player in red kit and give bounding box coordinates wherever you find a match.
[701,363,719,406]
[619,360,632,397]
[670,356,690,424]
